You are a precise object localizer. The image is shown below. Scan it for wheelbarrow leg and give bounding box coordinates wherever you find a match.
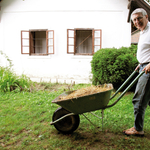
[102,109,104,131]
[90,110,104,131]
[82,109,105,131]
[82,113,100,129]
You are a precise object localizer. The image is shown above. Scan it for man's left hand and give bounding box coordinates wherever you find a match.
[142,63,150,74]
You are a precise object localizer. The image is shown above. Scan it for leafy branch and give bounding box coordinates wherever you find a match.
[0,50,13,68]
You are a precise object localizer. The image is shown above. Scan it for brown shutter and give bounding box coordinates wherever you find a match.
[92,29,102,54]
[21,31,29,54]
[67,29,75,54]
[46,30,54,54]
[29,31,35,55]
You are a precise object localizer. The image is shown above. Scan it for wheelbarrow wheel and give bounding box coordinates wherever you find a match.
[52,107,80,134]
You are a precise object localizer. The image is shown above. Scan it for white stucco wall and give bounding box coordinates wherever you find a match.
[0,0,131,84]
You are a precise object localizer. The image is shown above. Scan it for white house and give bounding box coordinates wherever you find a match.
[0,0,132,84]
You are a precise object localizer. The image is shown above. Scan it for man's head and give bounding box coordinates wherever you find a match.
[131,8,148,31]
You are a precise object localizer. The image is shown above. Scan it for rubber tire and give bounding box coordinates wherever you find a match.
[52,107,80,134]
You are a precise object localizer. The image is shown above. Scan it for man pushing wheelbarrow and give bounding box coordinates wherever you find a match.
[123,8,150,137]
[51,8,150,136]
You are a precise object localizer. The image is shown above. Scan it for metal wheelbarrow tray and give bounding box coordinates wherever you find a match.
[52,84,113,114]
[50,71,145,134]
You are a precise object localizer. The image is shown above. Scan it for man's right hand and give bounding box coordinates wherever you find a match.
[135,64,140,71]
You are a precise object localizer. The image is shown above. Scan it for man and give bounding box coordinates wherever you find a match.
[123,8,150,136]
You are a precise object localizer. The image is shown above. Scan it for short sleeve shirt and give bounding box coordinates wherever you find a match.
[137,22,150,64]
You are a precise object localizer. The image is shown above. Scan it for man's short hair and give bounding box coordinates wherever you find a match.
[131,8,147,20]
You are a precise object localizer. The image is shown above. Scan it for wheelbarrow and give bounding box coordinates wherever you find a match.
[50,70,144,134]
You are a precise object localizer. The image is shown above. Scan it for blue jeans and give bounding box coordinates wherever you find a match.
[132,64,150,131]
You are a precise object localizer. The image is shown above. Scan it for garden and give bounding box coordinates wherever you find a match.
[1,46,150,150]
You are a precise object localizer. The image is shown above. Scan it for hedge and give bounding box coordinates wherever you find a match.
[91,45,138,90]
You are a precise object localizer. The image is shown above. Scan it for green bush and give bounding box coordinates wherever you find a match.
[91,45,138,89]
[0,50,31,92]
[0,66,31,92]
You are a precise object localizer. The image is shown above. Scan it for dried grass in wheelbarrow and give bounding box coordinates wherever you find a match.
[59,84,112,100]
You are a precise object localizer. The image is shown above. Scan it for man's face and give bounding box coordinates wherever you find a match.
[132,13,148,31]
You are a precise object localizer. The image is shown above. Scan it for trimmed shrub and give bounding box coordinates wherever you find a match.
[91,45,138,90]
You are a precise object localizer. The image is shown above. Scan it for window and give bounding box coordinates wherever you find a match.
[21,29,54,55]
[67,28,102,55]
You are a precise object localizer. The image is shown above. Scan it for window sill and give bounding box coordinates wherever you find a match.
[27,55,51,59]
[71,55,93,59]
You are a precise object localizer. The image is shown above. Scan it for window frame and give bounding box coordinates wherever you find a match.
[67,28,102,55]
[21,29,54,55]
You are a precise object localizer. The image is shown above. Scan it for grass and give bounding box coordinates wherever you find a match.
[1,84,150,150]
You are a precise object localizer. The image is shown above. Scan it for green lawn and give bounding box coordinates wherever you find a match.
[0,84,150,150]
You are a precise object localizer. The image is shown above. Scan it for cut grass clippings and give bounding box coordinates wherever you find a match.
[0,84,150,150]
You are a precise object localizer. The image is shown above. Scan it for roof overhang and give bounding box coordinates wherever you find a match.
[128,0,150,22]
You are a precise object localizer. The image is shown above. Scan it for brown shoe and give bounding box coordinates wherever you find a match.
[123,127,144,137]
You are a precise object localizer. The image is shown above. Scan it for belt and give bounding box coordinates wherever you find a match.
[140,62,150,66]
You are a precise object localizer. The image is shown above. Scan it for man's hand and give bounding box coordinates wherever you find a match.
[142,63,150,74]
[135,64,140,71]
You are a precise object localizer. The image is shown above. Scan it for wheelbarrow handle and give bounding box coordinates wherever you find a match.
[104,70,145,109]
[110,70,137,100]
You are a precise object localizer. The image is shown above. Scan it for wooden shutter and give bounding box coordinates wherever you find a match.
[21,31,29,54]
[67,29,75,54]
[29,31,35,55]
[46,30,54,54]
[92,29,102,54]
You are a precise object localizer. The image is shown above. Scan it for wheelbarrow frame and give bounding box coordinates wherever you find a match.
[50,70,145,133]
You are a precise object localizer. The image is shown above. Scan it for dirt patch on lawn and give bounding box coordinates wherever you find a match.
[53,128,150,150]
